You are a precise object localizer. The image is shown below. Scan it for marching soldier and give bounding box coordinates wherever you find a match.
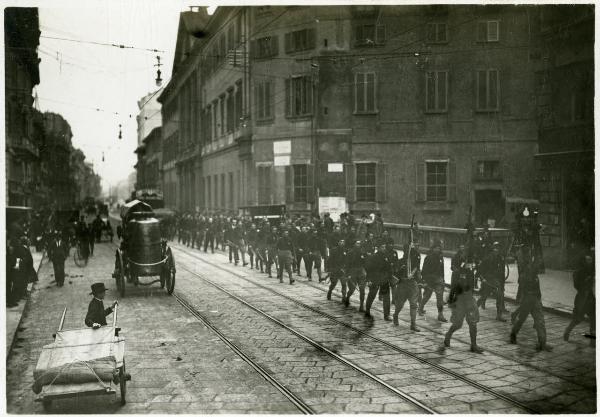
[203,217,216,253]
[266,226,279,278]
[306,230,326,282]
[225,220,239,265]
[448,244,467,305]
[443,260,484,353]
[564,248,595,342]
[364,243,393,321]
[276,229,295,284]
[233,221,248,266]
[344,240,368,311]
[327,238,348,300]
[246,222,258,269]
[418,241,447,322]
[392,242,421,332]
[510,245,552,352]
[477,242,507,321]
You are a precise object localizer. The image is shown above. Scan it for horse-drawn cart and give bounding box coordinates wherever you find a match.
[113,200,175,297]
[32,307,129,411]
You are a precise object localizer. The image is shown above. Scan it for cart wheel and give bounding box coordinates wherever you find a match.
[116,251,126,298]
[119,361,127,405]
[42,399,52,412]
[504,262,510,281]
[73,244,88,268]
[165,248,176,295]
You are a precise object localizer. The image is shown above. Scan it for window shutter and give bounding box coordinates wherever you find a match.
[376,162,388,202]
[447,159,457,202]
[376,25,386,44]
[306,164,315,203]
[284,32,292,53]
[307,28,316,50]
[271,35,279,56]
[285,165,294,203]
[488,21,499,41]
[345,163,356,203]
[416,161,426,202]
[285,78,291,116]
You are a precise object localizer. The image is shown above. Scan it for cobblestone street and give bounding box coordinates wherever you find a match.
[6,239,596,413]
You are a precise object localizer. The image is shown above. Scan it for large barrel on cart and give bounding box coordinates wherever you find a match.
[114,200,175,297]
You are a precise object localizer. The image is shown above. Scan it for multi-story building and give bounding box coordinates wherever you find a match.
[135,127,162,191]
[160,5,592,262]
[41,112,75,208]
[136,89,162,147]
[5,7,41,207]
[534,5,594,268]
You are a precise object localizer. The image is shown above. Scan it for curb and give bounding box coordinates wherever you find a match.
[7,250,46,360]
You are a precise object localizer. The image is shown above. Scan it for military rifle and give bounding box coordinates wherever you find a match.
[406,214,418,280]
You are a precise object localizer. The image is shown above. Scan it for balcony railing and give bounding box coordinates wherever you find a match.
[11,136,39,158]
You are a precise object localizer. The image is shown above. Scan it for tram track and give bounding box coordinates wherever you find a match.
[172,243,600,413]
[107,240,435,413]
[172,243,596,391]
[172,246,539,414]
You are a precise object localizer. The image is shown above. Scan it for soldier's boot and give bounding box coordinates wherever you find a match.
[536,329,553,352]
[410,308,420,332]
[437,307,448,323]
[469,324,483,354]
[327,281,334,300]
[510,332,517,344]
[383,297,392,321]
[563,321,577,341]
[443,325,457,348]
[496,311,507,322]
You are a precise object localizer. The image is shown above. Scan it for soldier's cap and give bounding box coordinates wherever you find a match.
[493,241,501,247]
[90,282,107,295]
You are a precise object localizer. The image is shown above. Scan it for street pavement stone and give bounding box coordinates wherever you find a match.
[5,243,300,414]
[172,244,596,414]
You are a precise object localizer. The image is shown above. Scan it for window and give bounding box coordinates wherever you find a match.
[285,76,313,117]
[426,161,448,202]
[226,89,234,133]
[355,24,385,46]
[354,72,377,113]
[235,81,243,129]
[254,36,279,59]
[206,176,212,208]
[284,28,316,53]
[475,160,501,180]
[426,23,448,43]
[426,71,448,112]
[477,20,500,42]
[356,163,376,202]
[219,95,225,135]
[257,166,271,204]
[293,164,308,202]
[476,69,499,111]
[256,80,273,121]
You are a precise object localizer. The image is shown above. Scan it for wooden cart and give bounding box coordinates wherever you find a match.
[33,307,129,411]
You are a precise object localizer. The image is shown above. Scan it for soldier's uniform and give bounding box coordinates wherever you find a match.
[203,219,216,253]
[265,228,279,278]
[392,244,421,331]
[444,262,483,353]
[246,224,258,269]
[477,244,507,321]
[364,246,392,320]
[306,231,325,281]
[449,247,467,305]
[564,252,595,341]
[276,232,295,284]
[345,241,368,311]
[327,241,347,300]
[510,258,552,351]
[418,244,447,322]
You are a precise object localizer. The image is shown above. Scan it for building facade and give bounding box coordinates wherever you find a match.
[5,7,42,207]
[534,5,594,268]
[159,5,592,262]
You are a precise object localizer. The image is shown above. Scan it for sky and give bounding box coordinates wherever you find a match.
[34,1,204,192]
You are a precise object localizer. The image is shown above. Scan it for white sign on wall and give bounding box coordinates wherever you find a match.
[273,140,291,166]
[274,155,291,166]
[319,196,347,222]
[328,163,344,173]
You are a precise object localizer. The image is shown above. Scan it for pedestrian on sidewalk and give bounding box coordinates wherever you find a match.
[48,231,69,287]
[6,237,19,307]
[418,241,447,322]
[85,283,118,328]
[564,248,595,342]
[510,246,553,352]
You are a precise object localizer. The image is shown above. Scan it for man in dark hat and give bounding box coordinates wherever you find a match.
[85,283,118,328]
[48,230,69,287]
[418,240,447,322]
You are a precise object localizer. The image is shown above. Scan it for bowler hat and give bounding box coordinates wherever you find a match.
[90,282,107,295]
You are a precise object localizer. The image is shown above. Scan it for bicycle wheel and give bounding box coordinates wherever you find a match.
[73,244,88,267]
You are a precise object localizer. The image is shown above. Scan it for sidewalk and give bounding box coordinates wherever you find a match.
[6,248,45,359]
[398,250,575,315]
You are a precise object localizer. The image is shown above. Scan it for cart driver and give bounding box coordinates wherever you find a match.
[85,282,118,328]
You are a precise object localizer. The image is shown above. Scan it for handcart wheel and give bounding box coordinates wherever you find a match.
[119,360,127,405]
[116,251,126,298]
[165,248,176,295]
[74,244,88,268]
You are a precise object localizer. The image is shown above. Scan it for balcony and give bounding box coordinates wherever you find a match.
[11,136,39,158]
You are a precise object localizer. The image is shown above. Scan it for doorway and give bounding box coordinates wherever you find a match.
[475,190,504,227]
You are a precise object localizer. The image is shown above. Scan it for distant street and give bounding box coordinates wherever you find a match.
[7,237,596,414]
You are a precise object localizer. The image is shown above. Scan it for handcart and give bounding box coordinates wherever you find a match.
[32,306,129,411]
